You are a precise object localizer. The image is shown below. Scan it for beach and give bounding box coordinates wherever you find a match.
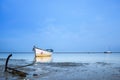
[0,58,120,80]
[1,0,120,79]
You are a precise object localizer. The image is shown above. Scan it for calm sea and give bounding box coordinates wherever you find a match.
[0,52,120,63]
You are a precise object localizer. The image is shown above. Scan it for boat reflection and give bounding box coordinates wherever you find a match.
[35,56,52,63]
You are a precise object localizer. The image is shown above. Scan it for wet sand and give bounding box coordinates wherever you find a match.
[0,59,120,80]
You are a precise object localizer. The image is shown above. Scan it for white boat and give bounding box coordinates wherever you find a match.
[33,46,52,57]
[104,51,112,54]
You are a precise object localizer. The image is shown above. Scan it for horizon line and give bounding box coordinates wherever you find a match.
[0,51,120,53]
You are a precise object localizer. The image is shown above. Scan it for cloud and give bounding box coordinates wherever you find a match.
[32,23,97,51]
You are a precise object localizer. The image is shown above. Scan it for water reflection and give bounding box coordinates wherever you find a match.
[35,56,52,63]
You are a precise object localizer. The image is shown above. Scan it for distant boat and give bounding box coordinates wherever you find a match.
[33,46,52,57]
[104,51,112,54]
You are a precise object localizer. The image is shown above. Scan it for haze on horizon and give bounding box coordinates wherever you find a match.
[0,0,120,52]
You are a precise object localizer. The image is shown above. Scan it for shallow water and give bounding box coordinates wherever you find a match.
[53,53,120,63]
[0,61,120,80]
[0,52,120,80]
[0,52,120,63]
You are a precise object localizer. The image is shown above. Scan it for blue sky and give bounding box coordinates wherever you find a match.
[0,0,120,52]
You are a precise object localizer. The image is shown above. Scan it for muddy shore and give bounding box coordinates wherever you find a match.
[0,59,120,80]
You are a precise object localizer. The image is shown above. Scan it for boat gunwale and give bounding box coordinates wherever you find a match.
[33,46,52,52]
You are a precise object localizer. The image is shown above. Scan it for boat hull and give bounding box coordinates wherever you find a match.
[34,48,52,57]
[104,51,112,54]
[36,53,52,57]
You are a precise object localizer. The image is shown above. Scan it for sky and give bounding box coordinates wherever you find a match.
[0,0,120,52]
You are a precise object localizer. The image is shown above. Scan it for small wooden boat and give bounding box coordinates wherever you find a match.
[33,46,52,57]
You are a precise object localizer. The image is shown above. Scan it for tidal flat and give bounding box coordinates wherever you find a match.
[0,59,120,80]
